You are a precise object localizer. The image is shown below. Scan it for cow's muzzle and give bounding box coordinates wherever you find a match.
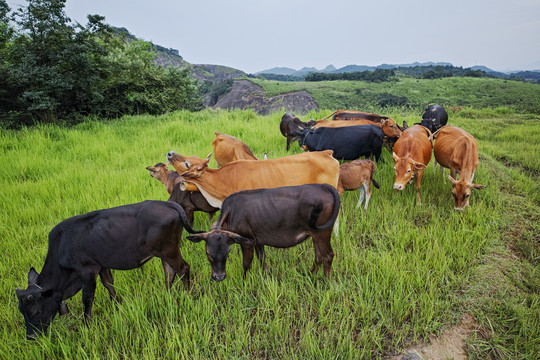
[393,183,405,191]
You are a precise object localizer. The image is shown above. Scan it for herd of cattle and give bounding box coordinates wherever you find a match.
[16,104,486,339]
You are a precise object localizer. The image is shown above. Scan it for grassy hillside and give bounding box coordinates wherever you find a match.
[1,109,538,359]
[251,76,540,114]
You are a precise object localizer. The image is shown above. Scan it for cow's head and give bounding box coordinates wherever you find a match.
[380,118,402,138]
[187,230,251,281]
[392,152,426,191]
[146,162,169,181]
[167,151,210,172]
[15,268,65,339]
[280,113,315,151]
[419,118,438,133]
[449,175,486,210]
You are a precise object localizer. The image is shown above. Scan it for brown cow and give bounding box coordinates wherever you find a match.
[433,125,486,210]
[212,132,257,167]
[325,110,389,122]
[337,160,380,210]
[167,150,340,209]
[392,125,433,205]
[146,163,218,223]
[313,119,402,138]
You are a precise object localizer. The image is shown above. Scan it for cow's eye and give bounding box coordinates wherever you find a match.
[407,169,411,173]
[465,194,470,198]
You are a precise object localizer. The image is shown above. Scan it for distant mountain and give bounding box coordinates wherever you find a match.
[256,67,298,76]
[257,62,456,77]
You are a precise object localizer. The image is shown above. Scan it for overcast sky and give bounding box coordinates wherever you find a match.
[7,0,540,73]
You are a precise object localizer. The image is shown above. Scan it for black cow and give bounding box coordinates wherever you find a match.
[295,124,383,161]
[187,183,341,281]
[280,112,316,151]
[419,104,448,132]
[16,200,202,339]
[168,183,219,224]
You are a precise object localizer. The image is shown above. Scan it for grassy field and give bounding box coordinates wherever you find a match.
[1,109,538,359]
[251,76,540,114]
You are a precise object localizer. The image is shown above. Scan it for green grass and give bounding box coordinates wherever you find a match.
[1,109,538,359]
[251,76,540,114]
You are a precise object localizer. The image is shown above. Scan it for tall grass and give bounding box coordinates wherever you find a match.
[1,109,538,359]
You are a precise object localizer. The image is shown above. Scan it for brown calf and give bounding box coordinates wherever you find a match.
[212,132,257,167]
[392,125,433,205]
[146,163,218,223]
[433,125,486,210]
[337,160,380,210]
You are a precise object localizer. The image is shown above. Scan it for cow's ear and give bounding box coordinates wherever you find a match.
[230,235,252,245]
[381,119,387,125]
[28,268,39,286]
[471,183,486,190]
[413,162,426,170]
[392,152,400,162]
[187,234,208,243]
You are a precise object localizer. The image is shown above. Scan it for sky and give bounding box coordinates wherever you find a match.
[7,0,540,74]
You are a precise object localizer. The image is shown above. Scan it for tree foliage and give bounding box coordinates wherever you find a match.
[0,0,201,128]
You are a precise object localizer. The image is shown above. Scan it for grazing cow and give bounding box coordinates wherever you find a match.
[146,163,218,223]
[392,125,433,205]
[187,183,341,281]
[15,201,202,339]
[295,125,383,161]
[420,104,448,133]
[167,150,340,208]
[433,125,486,210]
[337,159,380,210]
[280,113,317,151]
[212,132,257,167]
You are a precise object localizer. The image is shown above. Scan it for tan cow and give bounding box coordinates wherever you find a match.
[167,150,340,209]
[313,119,402,138]
[212,132,258,167]
[392,125,433,205]
[145,162,218,223]
[433,125,486,210]
[337,160,380,210]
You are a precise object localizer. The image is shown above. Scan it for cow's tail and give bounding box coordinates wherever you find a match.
[370,161,380,189]
[308,184,342,231]
[167,201,204,234]
[321,110,339,121]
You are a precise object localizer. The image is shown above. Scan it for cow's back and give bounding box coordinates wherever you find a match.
[305,125,383,160]
[54,201,182,270]
[393,125,432,165]
[434,125,478,172]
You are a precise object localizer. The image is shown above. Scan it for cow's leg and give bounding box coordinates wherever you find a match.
[356,186,365,209]
[99,269,117,301]
[450,168,458,181]
[239,242,255,278]
[363,183,372,210]
[81,270,99,322]
[255,244,268,272]
[159,243,190,288]
[312,232,334,277]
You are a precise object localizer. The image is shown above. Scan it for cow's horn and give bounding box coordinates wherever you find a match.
[206,152,213,160]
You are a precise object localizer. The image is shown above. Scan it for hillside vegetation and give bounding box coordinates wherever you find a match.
[251,76,540,114]
[1,109,538,359]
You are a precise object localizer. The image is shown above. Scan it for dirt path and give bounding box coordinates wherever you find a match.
[389,314,478,360]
